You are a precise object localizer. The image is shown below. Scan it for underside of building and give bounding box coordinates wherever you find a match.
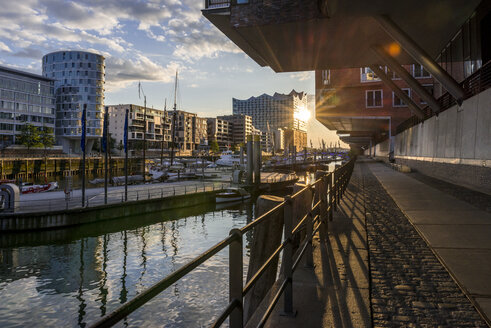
[203,0,491,193]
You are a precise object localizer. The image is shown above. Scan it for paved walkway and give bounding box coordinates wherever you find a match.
[368,161,491,326]
[246,160,490,327]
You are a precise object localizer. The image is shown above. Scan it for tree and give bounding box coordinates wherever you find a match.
[40,127,55,148]
[18,123,41,149]
[210,139,220,153]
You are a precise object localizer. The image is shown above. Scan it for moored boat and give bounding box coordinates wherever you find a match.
[21,181,59,194]
[216,187,251,203]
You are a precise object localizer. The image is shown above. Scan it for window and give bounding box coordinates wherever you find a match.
[420,84,434,104]
[366,90,383,108]
[412,64,431,78]
[361,67,381,82]
[321,70,331,85]
[393,88,411,107]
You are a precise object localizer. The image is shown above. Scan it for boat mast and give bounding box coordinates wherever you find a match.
[170,71,178,166]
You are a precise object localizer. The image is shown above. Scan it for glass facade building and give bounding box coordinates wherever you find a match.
[42,51,105,153]
[232,90,308,133]
[0,65,55,148]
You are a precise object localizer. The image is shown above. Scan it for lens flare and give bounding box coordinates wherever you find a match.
[295,107,311,122]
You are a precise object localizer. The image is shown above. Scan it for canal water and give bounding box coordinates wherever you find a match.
[0,169,331,327]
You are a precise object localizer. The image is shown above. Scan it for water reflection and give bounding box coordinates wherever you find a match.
[0,201,254,327]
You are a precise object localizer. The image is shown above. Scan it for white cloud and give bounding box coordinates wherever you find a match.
[0,41,12,52]
[105,55,182,91]
[289,72,313,81]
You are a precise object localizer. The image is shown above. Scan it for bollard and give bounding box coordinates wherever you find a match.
[229,229,243,328]
[283,195,295,316]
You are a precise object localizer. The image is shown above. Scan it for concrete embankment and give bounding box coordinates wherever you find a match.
[0,190,219,231]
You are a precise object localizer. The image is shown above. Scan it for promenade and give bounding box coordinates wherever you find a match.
[9,171,297,213]
[252,159,490,327]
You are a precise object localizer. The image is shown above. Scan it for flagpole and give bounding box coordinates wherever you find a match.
[143,96,146,178]
[124,108,129,202]
[81,104,87,207]
[103,109,108,205]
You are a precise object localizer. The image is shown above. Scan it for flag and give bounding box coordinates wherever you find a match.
[102,110,108,152]
[80,106,86,153]
[138,81,141,99]
[124,109,128,153]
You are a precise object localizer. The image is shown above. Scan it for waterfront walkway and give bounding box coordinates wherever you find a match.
[251,160,490,327]
[9,171,296,213]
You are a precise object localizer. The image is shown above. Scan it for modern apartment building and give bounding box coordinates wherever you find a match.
[284,128,308,152]
[193,116,208,149]
[218,114,253,145]
[316,65,434,145]
[207,117,232,149]
[232,90,308,133]
[42,50,105,154]
[106,104,172,155]
[0,65,56,148]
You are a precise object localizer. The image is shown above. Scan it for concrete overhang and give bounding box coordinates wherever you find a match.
[203,0,481,71]
[316,115,390,134]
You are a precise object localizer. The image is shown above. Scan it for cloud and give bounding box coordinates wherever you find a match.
[289,72,313,81]
[105,55,181,91]
[0,41,12,52]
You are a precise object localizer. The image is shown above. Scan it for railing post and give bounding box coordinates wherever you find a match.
[319,176,328,240]
[328,173,333,221]
[229,228,243,328]
[283,195,295,316]
[332,170,337,212]
[305,210,314,269]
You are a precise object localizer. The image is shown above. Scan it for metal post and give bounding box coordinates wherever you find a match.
[376,15,465,104]
[104,110,109,205]
[253,134,261,186]
[283,196,295,316]
[229,229,243,328]
[369,65,425,119]
[81,105,87,208]
[372,45,441,113]
[328,172,333,221]
[319,176,328,240]
[305,187,314,268]
[332,170,337,212]
[246,135,253,185]
[124,108,129,202]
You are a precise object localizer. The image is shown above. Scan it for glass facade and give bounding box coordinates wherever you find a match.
[42,51,105,151]
[0,66,55,148]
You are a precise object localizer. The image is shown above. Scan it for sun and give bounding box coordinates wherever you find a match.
[294,106,311,122]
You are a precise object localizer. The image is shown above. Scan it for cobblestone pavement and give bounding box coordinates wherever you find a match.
[358,162,488,328]
[406,171,491,213]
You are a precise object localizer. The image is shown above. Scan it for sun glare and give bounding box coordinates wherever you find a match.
[295,107,311,122]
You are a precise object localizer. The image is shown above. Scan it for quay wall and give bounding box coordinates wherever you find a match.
[0,157,141,181]
[366,88,491,194]
[0,190,218,231]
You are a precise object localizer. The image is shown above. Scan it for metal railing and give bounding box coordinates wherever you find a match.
[89,158,355,328]
[3,182,231,214]
[204,0,231,9]
[396,60,491,134]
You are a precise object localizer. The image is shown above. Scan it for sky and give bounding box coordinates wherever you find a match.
[0,0,343,147]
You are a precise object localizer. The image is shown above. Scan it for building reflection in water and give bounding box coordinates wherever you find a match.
[0,201,258,327]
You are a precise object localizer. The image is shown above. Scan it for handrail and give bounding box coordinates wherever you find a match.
[89,158,356,328]
[90,233,237,327]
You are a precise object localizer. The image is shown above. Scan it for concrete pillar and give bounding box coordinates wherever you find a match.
[244,195,284,321]
[246,135,253,185]
[253,135,261,185]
